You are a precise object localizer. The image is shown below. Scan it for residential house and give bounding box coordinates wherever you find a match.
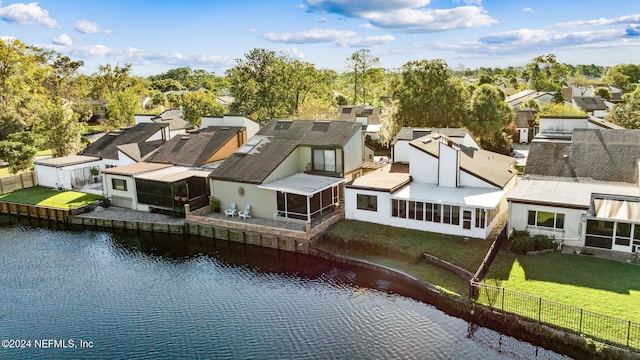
[346,132,518,239]
[33,155,103,194]
[135,110,193,139]
[210,119,363,221]
[508,129,640,254]
[537,115,622,140]
[84,98,107,123]
[506,90,556,110]
[80,122,169,168]
[391,127,479,163]
[513,109,537,144]
[102,162,173,210]
[563,85,624,116]
[145,126,246,167]
[33,122,169,193]
[201,115,261,140]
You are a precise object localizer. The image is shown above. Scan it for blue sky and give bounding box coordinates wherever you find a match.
[1,0,639,77]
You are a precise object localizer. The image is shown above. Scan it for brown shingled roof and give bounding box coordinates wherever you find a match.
[146,126,244,167]
[211,119,361,184]
[80,122,167,160]
[409,134,516,188]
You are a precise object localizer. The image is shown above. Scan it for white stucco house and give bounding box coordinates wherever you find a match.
[390,127,479,163]
[33,155,103,194]
[508,129,640,254]
[346,132,518,239]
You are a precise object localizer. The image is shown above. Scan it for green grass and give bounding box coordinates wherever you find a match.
[316,220,495,298]
[83,124,107,135]
[0,186,104,209]
[36,149,53,156]
[0,167,26,178]
[485,251,640,323]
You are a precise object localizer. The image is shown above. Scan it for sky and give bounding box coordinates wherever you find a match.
[1,0,639,77]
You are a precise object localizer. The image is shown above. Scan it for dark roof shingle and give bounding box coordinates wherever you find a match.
[211,119,361,184]
[525,129,640,184]
[81,122,167,160]
[146,126,244,167]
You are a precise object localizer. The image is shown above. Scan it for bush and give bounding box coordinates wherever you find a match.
[509,233,555,254]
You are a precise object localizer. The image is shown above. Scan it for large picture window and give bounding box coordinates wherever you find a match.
[313,149,342,173]
[475,208,486,229]
[585,220,614,249]
[527,210,564,229]
[357,194,377,211]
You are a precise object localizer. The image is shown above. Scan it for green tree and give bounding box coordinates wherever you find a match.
[0,132,39,175]
[105,88,140,129]
[296,98,338,120]
[0,111,27,141]
[521,99,540,112]
[151,78,186,92]
[467,84,515,148]
[345,49,380,105]
[606,85,640,128]
[378,100,400,147]
[227,48,285,121]
[524,54,569,91]
[90,63,133,100]
[394,59,469,128]
[540,103,586,117]
[180,91,225,127]
[602,64,640,93]
[34,100,84,157]
[593,86,612,101]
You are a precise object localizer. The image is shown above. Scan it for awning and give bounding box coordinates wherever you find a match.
[594,198,640,221]
[134,166,211,183]
[258,173,346,196]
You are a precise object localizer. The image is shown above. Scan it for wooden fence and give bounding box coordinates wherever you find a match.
[0,172,36,194]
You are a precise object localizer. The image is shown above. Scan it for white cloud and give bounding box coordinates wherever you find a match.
[523,8,534,13]
[367,6,496,33]
[337,35,395,47]
[52,34,72,46]
[304,0,496,33]
[75,20,112,34]
[0,35,17,42]
[249,28,256,32]
[554,14,640,28]
[318,17,326,23]
[359,23,374,29]
[281,47,306,59]
[0,2,57,28]
[264,29,356,43]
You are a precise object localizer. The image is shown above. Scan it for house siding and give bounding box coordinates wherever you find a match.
[508,201,586,246]
[343,131,363,178]
[211,180,276,220]
[408,146,438,184]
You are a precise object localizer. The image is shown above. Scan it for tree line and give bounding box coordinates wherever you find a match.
[1,37,640,174]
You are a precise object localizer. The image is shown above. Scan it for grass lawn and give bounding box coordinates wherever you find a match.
[36,149,53,156]
[83,124,107,135]
[0,186,104,209]
[485,251,640,323]
[316,220,495,298]
[0,167,25,178]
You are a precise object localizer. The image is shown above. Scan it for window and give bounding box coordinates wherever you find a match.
[391,199,406,218]
[313,149,342,173]
[441,205,460,225]
[433,204,441,223]
[463,210,472,229]
[357,194,377,211]
[615,222,631,246]
[527,210,565,229]
[111,178,127,191]
[585,220,614,249]
[475,208,486,228]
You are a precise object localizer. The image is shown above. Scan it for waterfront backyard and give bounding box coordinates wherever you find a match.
[0,186,104,209]
[317,220,640,324]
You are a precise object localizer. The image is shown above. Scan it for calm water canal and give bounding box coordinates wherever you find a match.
[0,217,568,359]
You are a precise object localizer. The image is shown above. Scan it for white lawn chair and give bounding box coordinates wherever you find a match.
[238,205,251,219]
[224,203,236,217]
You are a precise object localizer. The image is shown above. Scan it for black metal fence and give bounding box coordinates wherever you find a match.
[470,281,640,351]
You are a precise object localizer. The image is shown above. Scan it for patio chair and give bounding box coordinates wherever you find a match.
[224,203,236,217]
[238,205,251,219]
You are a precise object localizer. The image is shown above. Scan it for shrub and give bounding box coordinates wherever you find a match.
[509,233,555,254]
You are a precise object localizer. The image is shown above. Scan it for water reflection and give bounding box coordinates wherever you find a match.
[0,216,569,359]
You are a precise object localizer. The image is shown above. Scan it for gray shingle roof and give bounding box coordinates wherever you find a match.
[524,129,640,184]
[391,127,470,145]
[409,134,517,188]
[146,126,244,167]
[211,119,361,184]
[573,96,607,111]
[80,123,167,160]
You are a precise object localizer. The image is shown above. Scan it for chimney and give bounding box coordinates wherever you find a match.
[437,135,461,187]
